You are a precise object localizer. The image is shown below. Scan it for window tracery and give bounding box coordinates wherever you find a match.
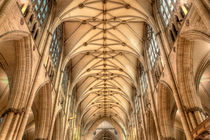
[135,95,141,123]
[70,88,76,116]
[42,25,63,82]
[160,0,177,26]
[62,68,69,94]
[159,0,191,44]
[50,25,63,67]
[18,0,52,41]
[140,70,148,94]
[146,25,160,68]
[32,0,50,25]
[135,95,140,112]
[145,24,164,86]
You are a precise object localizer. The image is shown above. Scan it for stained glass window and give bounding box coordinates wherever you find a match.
[140,70,148,94]
[160,0,177,26]
[19,0,30,17]
[32,0,50,25]
[146,26,160,67]
[50,26,62,67]
[62,68,69,94]
[135,95,140,112]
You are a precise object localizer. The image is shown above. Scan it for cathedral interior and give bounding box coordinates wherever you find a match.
[0,0,210,140]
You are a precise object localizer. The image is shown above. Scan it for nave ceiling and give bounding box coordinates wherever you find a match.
[53,0,155,133]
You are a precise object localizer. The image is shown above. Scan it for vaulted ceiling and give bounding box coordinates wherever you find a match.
[55,0,154,134]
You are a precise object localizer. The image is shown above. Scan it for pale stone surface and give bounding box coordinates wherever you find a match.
[0,0,209,140]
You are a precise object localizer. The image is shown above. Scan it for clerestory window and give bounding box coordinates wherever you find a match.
[49,25,63,67]
[140,70,148,94]
[146,25,160,68]
[32,0,50,25]
[62,68,69,94]
[160,0,177,26]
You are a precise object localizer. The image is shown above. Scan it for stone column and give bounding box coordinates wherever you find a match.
[48,70,64,140]
[134,112,140,140]
[12,112,24,139]
[138,96,147,140]
[177,38,206,132]
[16,31,53,140]
[0,38,32,140]
[145,67,162,140]
[63,81,72,140]
[155,30,193,140]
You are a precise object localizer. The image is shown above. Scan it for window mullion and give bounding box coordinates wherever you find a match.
[164,0,172,15]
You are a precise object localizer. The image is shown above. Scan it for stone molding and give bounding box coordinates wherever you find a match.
[1,108,25,117]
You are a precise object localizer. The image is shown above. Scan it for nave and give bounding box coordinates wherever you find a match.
[0,0,210,139]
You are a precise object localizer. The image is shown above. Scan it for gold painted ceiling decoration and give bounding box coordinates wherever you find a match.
[59,0,151,133]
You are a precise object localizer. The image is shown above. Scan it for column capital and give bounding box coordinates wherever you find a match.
[1,107,25,117]
[184,106,203,113]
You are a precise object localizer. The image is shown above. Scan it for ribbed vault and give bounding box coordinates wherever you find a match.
[57,0,153,134]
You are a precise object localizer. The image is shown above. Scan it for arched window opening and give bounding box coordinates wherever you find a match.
[29,14,34,23]
[159,0,191,45]
[49,69,54,81]
[180,7,185,18]
[160,0,177,26]
[181,3,190,16]
[70,88,76,116]
[23,6,30,17]
[135,94,141,125]
[62,68,69,94]
[31,23,37,34]
[140,67,148,94]
[32,0,51,25]
[18,0,52,43]
[172,24,178,36]
[18,0,51,25]
[145,25,163,85]
[19,0,30,17]
[0,67,9,124]
[170,30,175,42]
[176,15,180,22]
[198,64,210,117]
[135,95,140,112]
[159,0,191,27]
[50,25,63,67]
[146,25,160,68]
[0,117,3,124]
[34,29,39,40]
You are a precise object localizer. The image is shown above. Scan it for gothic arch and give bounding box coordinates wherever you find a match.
[85,117,125,140]
[176,31,210,129]
[0,30,33,140]
[157,81,186,140]
[94,130,117,140]
[194,52,210,115]
[0,67,9,117]
[52,111,64,140]
[157,82,177,139]
[0,31,32,108]
[145,109,158,140]
[32,83,52,140]
[177,31,210,108]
